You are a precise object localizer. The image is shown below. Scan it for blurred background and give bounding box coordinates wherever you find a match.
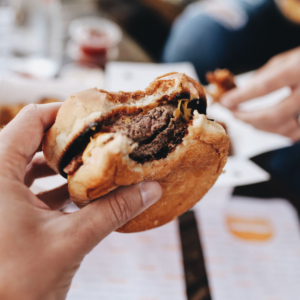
[1,0,299,81]
[0,0,189,79]
[2,1,300,300]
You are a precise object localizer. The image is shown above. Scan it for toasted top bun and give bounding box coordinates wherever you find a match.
[43,72,229,232]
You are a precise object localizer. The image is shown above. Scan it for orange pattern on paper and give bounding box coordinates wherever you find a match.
[138,264,156,272]
[226,216,273,241]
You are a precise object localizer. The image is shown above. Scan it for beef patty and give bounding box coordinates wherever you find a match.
[64,105,188,175]
[110,105,188,163]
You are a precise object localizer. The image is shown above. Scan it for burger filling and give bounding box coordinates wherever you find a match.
[106,105,188,163]
[63,98,206,176]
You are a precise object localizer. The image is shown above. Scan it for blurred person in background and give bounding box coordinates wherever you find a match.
[163,0,300,197]
[221,46,300,199]
[163,0,300,84]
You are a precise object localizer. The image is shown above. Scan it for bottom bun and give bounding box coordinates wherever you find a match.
[68,112,229,232]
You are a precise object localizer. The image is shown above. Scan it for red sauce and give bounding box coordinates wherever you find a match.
[78,29,111,68]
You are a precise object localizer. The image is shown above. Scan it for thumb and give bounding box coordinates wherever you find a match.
[67,181,162,253]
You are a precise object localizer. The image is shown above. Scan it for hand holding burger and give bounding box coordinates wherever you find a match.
[0,103,162,300]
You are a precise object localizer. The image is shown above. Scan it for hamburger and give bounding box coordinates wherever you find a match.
[43,72,229,232]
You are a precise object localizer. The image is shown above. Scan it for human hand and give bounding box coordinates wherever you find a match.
[221,47,300,141]
[0,103,162,300]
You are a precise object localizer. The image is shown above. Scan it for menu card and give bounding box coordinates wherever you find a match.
[66,216,186,300]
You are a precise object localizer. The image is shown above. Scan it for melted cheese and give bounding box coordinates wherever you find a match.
[174,100,182,118]
[183,101,192,121]
[173,99,192,121]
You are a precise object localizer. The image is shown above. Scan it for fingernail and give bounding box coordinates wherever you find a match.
[140,181,162,207]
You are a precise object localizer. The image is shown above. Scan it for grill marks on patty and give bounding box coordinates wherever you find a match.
[64,105,189,175]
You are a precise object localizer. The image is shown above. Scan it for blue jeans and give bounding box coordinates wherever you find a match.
[162,0,300,83]
[251,143,300,198]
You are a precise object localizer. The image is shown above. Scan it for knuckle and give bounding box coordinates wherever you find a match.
[22,103,38,113]
[267,56,277,65]
[19,103,39,118]
[267,55,282,66]
[108,191,132,227]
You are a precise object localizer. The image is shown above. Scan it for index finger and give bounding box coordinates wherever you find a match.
[221,65,298,108]
[0,103,61,181]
